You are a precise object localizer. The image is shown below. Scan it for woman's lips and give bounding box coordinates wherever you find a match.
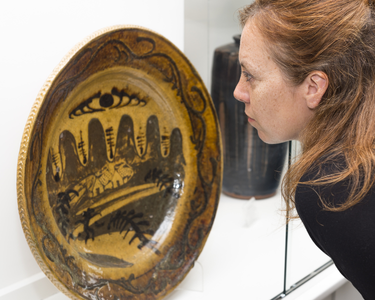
[245,111,255,123]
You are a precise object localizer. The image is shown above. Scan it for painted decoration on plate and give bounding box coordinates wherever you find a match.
[17,26,222,300]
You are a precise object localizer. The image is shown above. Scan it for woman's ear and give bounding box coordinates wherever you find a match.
[304,71,328,109]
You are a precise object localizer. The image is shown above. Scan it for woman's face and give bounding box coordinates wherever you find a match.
[233,21,314,144]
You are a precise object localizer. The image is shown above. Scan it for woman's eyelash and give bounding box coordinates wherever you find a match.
[242,71,253,82]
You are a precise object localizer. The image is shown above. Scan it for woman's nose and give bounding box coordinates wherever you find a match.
[233,80,249,103]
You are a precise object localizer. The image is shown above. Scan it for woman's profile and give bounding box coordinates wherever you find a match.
[234,0,375,298]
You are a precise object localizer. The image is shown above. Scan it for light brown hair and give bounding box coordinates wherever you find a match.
[238,0,375,218]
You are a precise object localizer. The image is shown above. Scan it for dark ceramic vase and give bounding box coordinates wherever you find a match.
[211,35,288,199]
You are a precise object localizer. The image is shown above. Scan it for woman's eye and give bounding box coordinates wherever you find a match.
[242,71,253,82]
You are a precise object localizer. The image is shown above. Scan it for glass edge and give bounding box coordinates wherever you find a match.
[271,260,334,300]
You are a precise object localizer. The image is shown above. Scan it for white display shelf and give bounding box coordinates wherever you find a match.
[284,265,346,300]
[43,267,348,300]
[12,193,286,300]
[6,192,347,300]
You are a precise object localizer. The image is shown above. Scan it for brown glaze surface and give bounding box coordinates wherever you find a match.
[17,26,222,300]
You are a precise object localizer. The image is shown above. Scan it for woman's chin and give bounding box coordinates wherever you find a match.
[257,130,287,145]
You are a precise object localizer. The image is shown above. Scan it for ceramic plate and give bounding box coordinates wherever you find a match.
[17,26,222,300]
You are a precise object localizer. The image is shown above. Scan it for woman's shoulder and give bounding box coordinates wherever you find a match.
[295,156,375,298]
[297,156,349,207]
[296,153,375,221]
[299,155,346,183]
[295,154,375,252]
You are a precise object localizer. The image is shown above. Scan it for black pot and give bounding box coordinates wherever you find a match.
[211,35,287,199]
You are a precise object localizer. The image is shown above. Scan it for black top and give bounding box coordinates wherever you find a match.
[295,161,375,300]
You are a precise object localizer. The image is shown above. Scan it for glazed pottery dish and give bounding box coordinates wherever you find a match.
[17,26,222,300]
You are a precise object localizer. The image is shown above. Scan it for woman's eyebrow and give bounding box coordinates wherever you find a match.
[240,61,252,71]
[240,61,258,75]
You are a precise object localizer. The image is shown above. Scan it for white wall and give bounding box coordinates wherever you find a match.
[184,0,250,89]
[0,1,183,298]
